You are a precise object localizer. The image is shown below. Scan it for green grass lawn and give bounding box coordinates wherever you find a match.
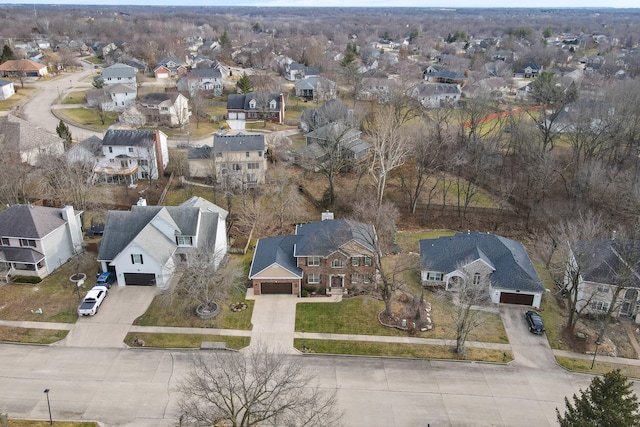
[55,107,118,131]
[124,332,249,349]
[84,56,102,65]
[0,87,34,110]
[61,91,87,104]
[295,339,513,362]
[0,326,68,344]
[396,230,456,253]
[556,356,640,379]
[9,422,98,427]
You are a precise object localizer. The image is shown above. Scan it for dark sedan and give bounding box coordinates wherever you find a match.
[525,310,545,334]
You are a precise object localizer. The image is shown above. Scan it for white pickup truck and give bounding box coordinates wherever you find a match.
[77,286,108,316]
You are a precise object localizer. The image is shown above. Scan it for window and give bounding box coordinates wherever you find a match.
[307,256,320,266]
[20,239,36,247]
[176,235,192,246]
[331,259,344,268]
[141,172,149,179]
[109,159,115,163]
[597,284,610,293]
[473,273,481,285]
[139,159,149,166]
[591,301,609,311]
[131,254,144,264]
[426,272,443,281]
[258,151,263,157]
[128,147,133,153]
[161,107,168,111]
[351,273,363,283]
[247,162,260,170]
[216,152,222,158]
[246,174,256,184]
[246,152,250,158]
[364,256,372,266]
[307,273,320,284]
[0,238,8,246]
[108,147,113,153]
[232,164,241,171]
[352,257,360,267]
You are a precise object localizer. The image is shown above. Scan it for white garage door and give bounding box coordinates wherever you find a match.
[156,72,169,79]
[238,112,246,120]
[228,112,238,119]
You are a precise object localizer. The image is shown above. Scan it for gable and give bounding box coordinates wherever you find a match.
[251,263,300,279]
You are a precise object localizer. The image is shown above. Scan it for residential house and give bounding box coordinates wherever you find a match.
[0,59,48,77]
[514,62,542,78]
[296,122,370,168]
[66,135,103,164]
[189,133,267,185]
[0,79,15,100]
[358,76,393,103]
[567,238,640,322]
[0,204,83,281]
[226,92,285,124]
[419,232,546,308]
[97,196,228,288]
[283,61,319,81]
[294,76,336,102]
[136,93,191,127]
[105,83,137,111]
[94,129,169,185]
[424,68,467,86]
[176,68,224,96]
[249,218,377,296]
[99,63,137,87]
[0,115,65,165]
[409,84,461,108]
[154,57,188,79]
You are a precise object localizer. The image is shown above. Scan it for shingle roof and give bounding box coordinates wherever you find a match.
[139,92,180,104]
[102,129,157,147]
[570,239,640,288]
[413,83,461,96]
[185,68,222,79]
[0,59,46,72]
[106,83,136,94]
[226,93,282,111]
[294,219,375,257]
[0,204,68,239]
[0,247,45,264]
[0,115,65,154]
[213,133,265,152]
[419,232,545,292]
[0,79,13,87]
[101,63,137,79]
[249,235,303,278]
[187,145,212,160]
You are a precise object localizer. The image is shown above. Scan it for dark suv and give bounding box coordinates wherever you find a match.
[525,310,545,334]
[96,271,116,289]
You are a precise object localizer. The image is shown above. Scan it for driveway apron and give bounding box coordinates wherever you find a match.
[501,305,557,369]
[59,286,158,348]
[248,295,298,353]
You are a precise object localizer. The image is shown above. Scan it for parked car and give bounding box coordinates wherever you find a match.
[525,310,545,334]
[96,271,116,289]
[78,286,108,316]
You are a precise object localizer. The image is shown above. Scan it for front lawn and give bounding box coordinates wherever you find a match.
[54,107,118,131]
[556,356,640,379]
[396,229,456,253]
[0,326,69,344]
[61,91,87,104]
[124,332,249,349]
[0,252,99,323]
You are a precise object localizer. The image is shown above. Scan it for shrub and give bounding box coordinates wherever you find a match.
[301,289,309,297]
[11,276,42,284]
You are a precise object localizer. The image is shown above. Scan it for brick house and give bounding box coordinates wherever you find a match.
[248,217,377,296]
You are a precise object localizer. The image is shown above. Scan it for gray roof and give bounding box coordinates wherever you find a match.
[0,247,45,264]
[139,92,180,105]
[106,83,136,94]
[249,235,303,278]
[294,219,375,257]
[412,84,461,97]
[97,205,215,262]
[0,115,65,154]
[0,79,12,87]
[185,68,222,79]
[102,129,157,147]
[179,196,228,220]
[419,232,545,293]
[101,63,137,79]
[570,239,640,288]
[68,135,103,158]
[425,70,466,80]
[187,145,212,160]
[226,93,282,111]
[0,204,71,239]
[213,133,265,152]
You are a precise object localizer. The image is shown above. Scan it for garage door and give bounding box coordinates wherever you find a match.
[124,273,156,286]
[228,112,237,119]
[156,72,169,79]
[261,282,293,294]
[500,292,534,305]
[238,112,246,120]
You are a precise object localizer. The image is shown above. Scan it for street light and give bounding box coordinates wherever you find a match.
[590,337,602,370]
[43,388,52,425]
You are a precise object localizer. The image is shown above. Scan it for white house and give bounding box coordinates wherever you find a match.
[0,79,15,100]
[97,197,228,288]
[0,115,65,166]
[94,129,169,185]
[409,84,461,108]
[0,204,83,281]
[99,63,138,87]
[137,93,191,127]
[105,83,137,112]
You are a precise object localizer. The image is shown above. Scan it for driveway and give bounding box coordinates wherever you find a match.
[59,286,158,348]
[501,305,556,369]
[246,293,298,353]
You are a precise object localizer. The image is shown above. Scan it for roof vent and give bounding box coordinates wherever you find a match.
[137,197,147,206]
[321,211,334,221]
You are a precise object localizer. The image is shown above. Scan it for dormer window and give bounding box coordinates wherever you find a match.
[269,100,276,109]
[176,235,193,246]
[249,99,257,109]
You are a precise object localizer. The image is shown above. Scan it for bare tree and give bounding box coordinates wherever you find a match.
[178,345,342,427]
[266,169,305,231]
[38,154,95,211]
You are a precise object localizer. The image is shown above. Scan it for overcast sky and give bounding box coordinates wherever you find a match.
[3,1,638,8]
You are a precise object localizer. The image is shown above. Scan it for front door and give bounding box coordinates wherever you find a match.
[330,275,344,288]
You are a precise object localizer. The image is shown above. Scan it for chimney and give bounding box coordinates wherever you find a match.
[137,197,147,206]
[612,230,617,240]
[62,206,82,253]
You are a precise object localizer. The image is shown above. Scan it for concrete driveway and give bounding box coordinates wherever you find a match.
[501,304,556,369]
[247,294,298,353]
[59,286,158,348]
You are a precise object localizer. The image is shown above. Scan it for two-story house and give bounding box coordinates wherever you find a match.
[97,196,228,288]
[0,204,83,281]
[419,232,546,308]
[176,67,224,96]
[409,84,461,108]
[136,93,191,127]
[295,122,371,168]
[514,62,542,79]
[567,238,640,322]
[249,217,377,296]
[227,93,285,124]
[154,57,188,79]
[94,129,169,185]
[0,115,65,166]
[190,133,267,186]
[99,63,138,87]
[294,76,336,102]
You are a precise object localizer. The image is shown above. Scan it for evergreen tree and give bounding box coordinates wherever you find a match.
[557,369,640,427]
[236,72,252,94]
[219,30,231,49]
[0,45,14,63]
[56,120,73,150]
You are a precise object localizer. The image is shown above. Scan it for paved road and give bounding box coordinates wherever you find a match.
[0,343,621,427]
